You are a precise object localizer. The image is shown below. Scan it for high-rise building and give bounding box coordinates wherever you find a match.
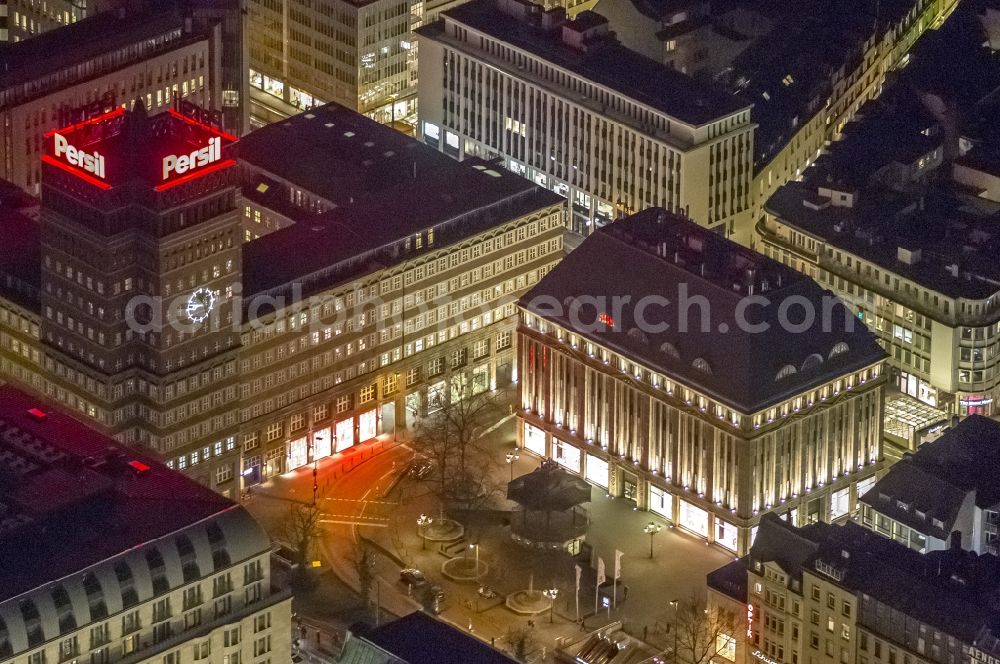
[517,208,886,554]
[247,0,421,128]
[1,102,245,492]
[0,5,227,194]
[709,512,1000,664]
[0,0,91,43]
[416,0,754,243]
[0,384,291,664]
[0,101,565,491]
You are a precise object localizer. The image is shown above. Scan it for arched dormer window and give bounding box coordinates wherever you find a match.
[829,342,849,359]
[775,365,797,381]
[801,353,824,372]
[628,328,648,344]
[660,342,680,359]
[692,358,712,374]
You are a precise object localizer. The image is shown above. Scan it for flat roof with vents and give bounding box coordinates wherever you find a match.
[238,101,562,298]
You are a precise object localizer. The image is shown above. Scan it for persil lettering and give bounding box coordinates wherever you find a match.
[162,136,221,181]
[54,133,105,179]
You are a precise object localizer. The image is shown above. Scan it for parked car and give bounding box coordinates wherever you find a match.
[399,568,427,588]
[407,458,435,479]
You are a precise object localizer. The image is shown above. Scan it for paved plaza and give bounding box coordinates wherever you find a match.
[247,418,734,661]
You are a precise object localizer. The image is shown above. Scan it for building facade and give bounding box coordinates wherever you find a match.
[0,0,90,43]
[758,3,1000,416]
[0,385,292,664]
[417,0,755,242]
[859,415,1000,555]
[0,6,224,195]
[709,513,1000,664]
[517,208,886,555]
[747,0,960,249]
[247,0,421,128]
[0,101,565,493]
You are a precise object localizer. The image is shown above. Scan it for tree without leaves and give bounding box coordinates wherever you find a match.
[282,501,322,569]
[410,377,508,508]
[668,591,741,664]
[504,624,535,662]
[353,543,377,611]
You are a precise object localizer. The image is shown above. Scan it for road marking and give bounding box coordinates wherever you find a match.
[320,518,389,527]
[324,497,398,506]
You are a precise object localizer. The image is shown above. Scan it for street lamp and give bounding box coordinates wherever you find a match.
[644,521,663,559]
[542,587,560,623]
[670,598,680,664]
[468,543,481,579]
[505,450,520,481]
[417,514,432,550]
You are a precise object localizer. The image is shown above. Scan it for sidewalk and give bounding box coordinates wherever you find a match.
[354,417,733,660]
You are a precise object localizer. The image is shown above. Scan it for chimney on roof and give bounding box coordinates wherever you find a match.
[897,246,921,265]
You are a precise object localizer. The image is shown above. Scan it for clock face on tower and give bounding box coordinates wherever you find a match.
[186,287,217,323]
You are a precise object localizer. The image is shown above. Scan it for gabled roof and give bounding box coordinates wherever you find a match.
[862,416,1000,539]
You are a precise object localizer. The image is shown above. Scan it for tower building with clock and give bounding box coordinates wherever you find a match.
[0,100,564,494]
[28,102,244,484]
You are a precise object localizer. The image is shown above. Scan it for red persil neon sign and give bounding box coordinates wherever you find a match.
[42,106,236,191]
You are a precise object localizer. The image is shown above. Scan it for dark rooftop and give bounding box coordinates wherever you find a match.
[765,181,1000,301]
[861,416,1000,537]
[727,513,1000,644]
[520,208,885,413]
[0,6,192,98]
[360,612,518,664]
[239,102,562,298]
[763,4,1000,301]
[0,385,236,602]
[420,0,749,126]
[0,206,40,309]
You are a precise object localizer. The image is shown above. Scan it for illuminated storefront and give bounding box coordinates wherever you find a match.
[679,500,709,537]
[830,487,850,520]
[649,484,673,520]
[523,423,546,457]
[250,69,284,100]
[359,409,378,442]
[585,454,609,488]
[287,436,309,471]
[313,427,332,458]
[335,418,354,453]
[553,438,581,473]
[960,394,994,416]
[716,518,738,552]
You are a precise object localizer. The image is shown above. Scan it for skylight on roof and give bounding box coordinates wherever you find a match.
[304,113,316,119]
[344,131,355,138]
[324,123,334,128]
[256,183,269,194]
